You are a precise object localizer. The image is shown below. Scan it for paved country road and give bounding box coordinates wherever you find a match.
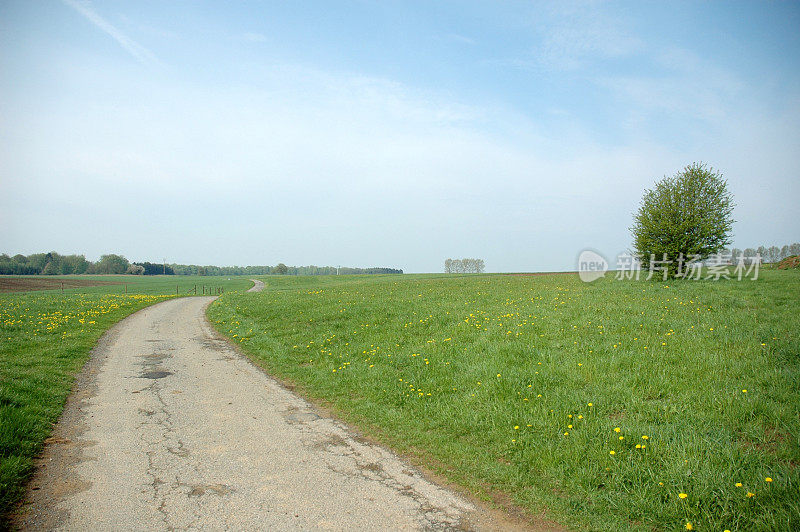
[15,291,531,531]
[247,279,265,293]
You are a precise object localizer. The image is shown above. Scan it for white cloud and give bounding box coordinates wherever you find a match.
[62,0,160,66]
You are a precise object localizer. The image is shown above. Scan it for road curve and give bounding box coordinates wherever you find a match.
[247,279,265,293]
[16,296,490,531]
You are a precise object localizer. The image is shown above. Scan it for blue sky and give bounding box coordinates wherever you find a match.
[1,1,798,272]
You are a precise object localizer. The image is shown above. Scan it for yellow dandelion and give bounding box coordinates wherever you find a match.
[614,427,621,433]
[609,450,615,455]
[765,477,773,482]
[747,492,755,497]
[679,493,688,499]
[686,523,693,530]
[735,482,742,487]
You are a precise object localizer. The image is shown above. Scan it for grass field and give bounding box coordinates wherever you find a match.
[0,275,253,520]
[209,271,800,531]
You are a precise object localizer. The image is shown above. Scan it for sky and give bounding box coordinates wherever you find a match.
[1,1,798,273]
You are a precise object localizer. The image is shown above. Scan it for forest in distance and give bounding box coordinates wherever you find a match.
[0,252,403,277]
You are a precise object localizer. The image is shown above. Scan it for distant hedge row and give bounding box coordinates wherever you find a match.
[0,252,402,276]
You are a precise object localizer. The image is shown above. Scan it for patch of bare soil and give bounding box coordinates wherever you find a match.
[0,277,122,293]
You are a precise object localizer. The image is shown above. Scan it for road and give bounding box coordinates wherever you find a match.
[247,278,265,293]
[16,289,521,531]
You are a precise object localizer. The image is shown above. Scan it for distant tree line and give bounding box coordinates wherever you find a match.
[0,252,93,275]
[444,258,485,273]
[170,263,402,276]
[0,252,402,276]
[136,261,175,275]
[728,242,800,265]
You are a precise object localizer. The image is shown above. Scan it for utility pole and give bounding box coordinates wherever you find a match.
[337,265,340,275]
[163,258,166,275]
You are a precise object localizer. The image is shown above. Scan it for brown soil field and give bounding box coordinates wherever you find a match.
[0,277,122,293]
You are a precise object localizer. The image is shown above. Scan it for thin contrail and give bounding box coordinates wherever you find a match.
[62,0,160,67]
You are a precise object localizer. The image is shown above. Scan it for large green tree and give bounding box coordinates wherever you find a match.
[94,254,130,274]
[631,163,734,279]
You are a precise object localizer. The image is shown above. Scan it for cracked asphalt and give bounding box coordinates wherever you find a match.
[16,285,524,531]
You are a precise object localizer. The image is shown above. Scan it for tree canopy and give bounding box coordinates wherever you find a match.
[631,163,734,279]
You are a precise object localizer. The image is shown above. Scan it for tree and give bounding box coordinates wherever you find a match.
[95,254,130,274]
[63,254,90,274]
[42,251,63,275]
[444,258,485,273]
[767,246,780,264]
[41,261,59,275]
[135,262,174,275]
[631,163,734,279]
[274,263,288,275]
[126,264,145,275]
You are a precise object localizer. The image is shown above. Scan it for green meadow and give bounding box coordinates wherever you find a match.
[3,271,798,530]
[0,275,252,519]
[209,271,799,531]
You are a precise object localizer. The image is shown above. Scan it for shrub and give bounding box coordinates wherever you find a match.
[126,264,145,275]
